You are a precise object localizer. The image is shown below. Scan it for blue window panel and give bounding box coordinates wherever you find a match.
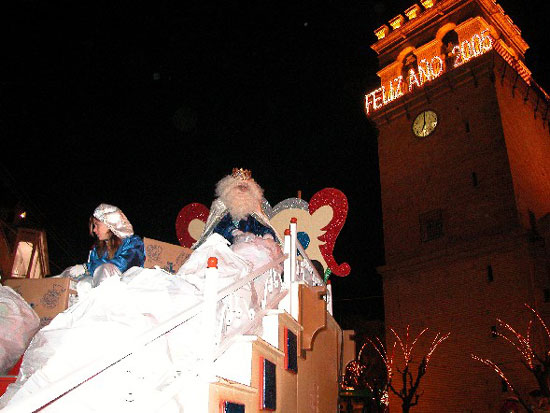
[222,401,245,413]
[260,357,276,410]
[285,328,298,373]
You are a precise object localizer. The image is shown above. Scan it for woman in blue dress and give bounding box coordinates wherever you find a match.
[66,203,145,287]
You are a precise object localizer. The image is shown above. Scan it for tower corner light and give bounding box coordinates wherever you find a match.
[405,4,421,20]
[389,15,405,30]
[420,0,435,9]
[375,25,390,40]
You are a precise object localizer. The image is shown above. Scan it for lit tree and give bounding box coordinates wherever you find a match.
[341,341,388,412]
[472,303,550,412]
[353,339,390,412]
[368,326,450,413]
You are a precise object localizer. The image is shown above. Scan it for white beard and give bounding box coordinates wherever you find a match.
[222,187,261,221]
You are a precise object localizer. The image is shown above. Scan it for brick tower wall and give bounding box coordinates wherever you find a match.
[377,56,550,412]
[383,241,539,412]
[494,59,550,229]
[377,57,520,265]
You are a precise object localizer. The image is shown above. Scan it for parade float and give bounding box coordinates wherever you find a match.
[0,170,356,413]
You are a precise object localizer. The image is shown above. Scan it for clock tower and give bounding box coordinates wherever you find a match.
[367,0,550,411]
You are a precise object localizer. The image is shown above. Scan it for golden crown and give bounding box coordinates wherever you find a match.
[231,168,252,180]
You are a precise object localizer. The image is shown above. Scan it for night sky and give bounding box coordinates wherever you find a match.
[2,0,548,325]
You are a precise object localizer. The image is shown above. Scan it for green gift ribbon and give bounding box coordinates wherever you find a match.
[324,268,332,283]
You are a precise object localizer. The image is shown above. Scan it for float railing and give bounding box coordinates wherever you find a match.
[2,218,321,412]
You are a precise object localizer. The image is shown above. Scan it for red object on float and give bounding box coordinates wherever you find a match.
[207,257,218,268]
[0,356,20,397]
[175,203,210,248]
[0,377,16,397]
[284,229,291,236]
[7,357,22,376]
[290,217,297,223]
[309,188,351,277]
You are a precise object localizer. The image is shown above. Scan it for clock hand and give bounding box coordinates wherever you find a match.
[422,112,427,134]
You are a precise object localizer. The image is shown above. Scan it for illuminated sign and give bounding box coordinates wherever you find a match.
[365,29,493,114]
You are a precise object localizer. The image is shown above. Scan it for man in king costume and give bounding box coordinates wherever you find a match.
[193,168,282,249]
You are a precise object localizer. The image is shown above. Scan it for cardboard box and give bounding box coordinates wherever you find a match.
[143,238,192,274]
[3,278,71,328]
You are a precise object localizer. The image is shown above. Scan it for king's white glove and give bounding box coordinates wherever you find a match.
[68,264,86,278]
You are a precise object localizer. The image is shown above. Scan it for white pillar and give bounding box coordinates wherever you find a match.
[289,218,300,320]
[201,257,219,384]
[283,229,291,288]
[289,218,297,283]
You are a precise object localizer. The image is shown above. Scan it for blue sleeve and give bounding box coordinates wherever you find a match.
[213,214,237,243]
[212,214,279,244]
[87,235,145,275]
[241,216,278,242]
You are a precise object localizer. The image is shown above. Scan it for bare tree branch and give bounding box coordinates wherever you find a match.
[472,303,550,412]
[369,326,450,412]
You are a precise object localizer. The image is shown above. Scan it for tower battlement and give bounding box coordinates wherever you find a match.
[372,0,527,61]
[364,0,543,116]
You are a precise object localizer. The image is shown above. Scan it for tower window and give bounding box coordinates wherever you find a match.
[441,30,459,66]
[544,288,550,303]
[487,265,494,282]
[403,52,417,72]
[471,172,478,187]
[465,120,470,133]
[402,52,418,87]
[491,325,498,338]
[419,209,444,242]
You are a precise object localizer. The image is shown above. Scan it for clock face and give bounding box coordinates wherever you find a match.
[412,110,438,137]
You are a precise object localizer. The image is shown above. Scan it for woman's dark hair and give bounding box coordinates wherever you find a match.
[89,216,122,259]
